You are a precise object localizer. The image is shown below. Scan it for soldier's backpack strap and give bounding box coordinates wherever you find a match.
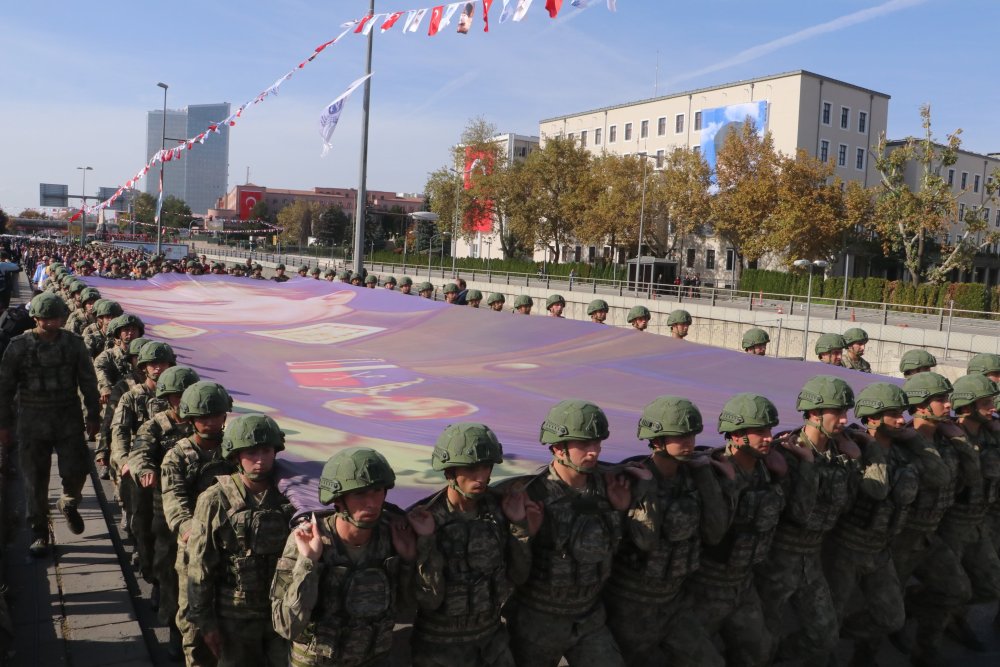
[177,438,200,467]
[215,473,252,555]
[153,411,173,433]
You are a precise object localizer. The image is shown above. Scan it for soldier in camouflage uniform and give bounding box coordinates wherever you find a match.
[740,328,769,356]
[899,349,937,378]
[271,447,417,667]
[604,396,730,667]
[627,306,649,331]
[398,276,414,295]
[272,264,290,283]
[890,372,971,666]
[685,393,784,667]
[82,298,123,360]
[755,376,876,663]
[129,366,200,653]
[825,383,948,666]
[407,423,538,667]
[112,341,176,580]
[814,333,846,366]
[587,299,608,324]
[0,293,101,556]
[162,381,235,667]
[487,293,505,311]
[506,400,635,667]
[187,414,293,666]
[841,327,872,373]
[465,289,483,308]
[511,295,532,315]
[666,309,691,339]
[94,314,145,479]
[64,287,101,335]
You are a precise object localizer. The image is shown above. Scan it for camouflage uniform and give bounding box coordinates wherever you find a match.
[411,489,531,667]
[271,510,413,667]
[82,321,110,359]
[0,329,100,539]
[507,464,625,667]
[129,409,194,625]
[187,473,292,666]
[94,345,131,470]
[840,353,871,373]
[162,436,235,667]
[603,457,728,667]
[64,306,95,336]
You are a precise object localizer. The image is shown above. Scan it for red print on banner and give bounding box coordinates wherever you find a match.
[464,146,494,233]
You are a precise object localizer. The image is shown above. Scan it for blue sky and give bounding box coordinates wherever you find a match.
[2,0,997,214]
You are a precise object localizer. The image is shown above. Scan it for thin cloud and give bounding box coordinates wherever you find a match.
[667,0,929,86]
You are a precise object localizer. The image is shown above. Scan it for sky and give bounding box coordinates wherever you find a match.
[1,0,998,215]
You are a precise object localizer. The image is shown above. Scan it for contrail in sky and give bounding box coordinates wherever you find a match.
[667,0,929,86]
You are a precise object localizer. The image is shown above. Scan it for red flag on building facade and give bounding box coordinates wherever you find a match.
[464,146,494,233]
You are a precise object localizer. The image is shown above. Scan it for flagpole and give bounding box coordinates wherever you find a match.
[352,0,375,276]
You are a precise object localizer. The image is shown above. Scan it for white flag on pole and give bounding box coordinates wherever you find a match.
[319,73,373,157]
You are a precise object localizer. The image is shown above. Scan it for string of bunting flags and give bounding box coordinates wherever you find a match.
[122,219,285,235]
[70,0,617,223]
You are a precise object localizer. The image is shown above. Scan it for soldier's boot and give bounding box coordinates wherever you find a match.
[28,533,49,558]
[944,613,985,652]
[57,498,85,535]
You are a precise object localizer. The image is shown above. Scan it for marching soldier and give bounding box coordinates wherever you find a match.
[900,349,937,377]
[666,309,691,339]
[814,333,846,365]
[272,264,289,282]
[587,299,608,324]
[398,276,414,294]
[741,328,770,356]
[841,327,872,373]
[627,306,649,331]
[545,295,565,318]
[64,287,101,335]
[466,289,483,308]
[487,293,505,311]
[512,295,533,315]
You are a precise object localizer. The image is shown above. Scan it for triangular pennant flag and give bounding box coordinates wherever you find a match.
[362,14,382,35]
[499,0,513,23]
[483,0,494,31]
[428,6,444,35]
[545,0,562,17]
[381,11,404,32]
[404,8,428,33]
[457,2,475,33]
[354,14,374,34]
[570,0,590,6]
[607,0,616,10]
[512,0,533,21]
[319,73,373,156]
[440,2,462,30]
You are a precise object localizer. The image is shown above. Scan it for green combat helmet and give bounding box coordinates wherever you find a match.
[156,366,201,398]
[398,276,413,287]
[487,293,505,305]
[318,447,396,519]
[899,349,937,375]
[627,305,651,323]
[854,383,909,421]
[384,275,398,286]
[546,294,566,309]
[540,399,609,474]
[127,337,152,357]
[431,423,504,471]
[967,353,1000,376]
[28,292,69,318]
[93,299,124,319]
[637,396,704,440]
[587,299,609,315]
[324,269,336,279]
[137,341,176,366]
[67,281,86,296]
[78,287,101,304]
[275,264,286,271]
[718,393,780,434]
[815,333,847,356]
[222,414,285,467]
[417,281,434,293]
[298,265,309,274]
[741,328,770,350]
[336,271,349,281]
[443,283,459,294]
[365,274,378,285]
[902,371,952,407]
[178,381,233,419]
[796,375,855,412]
[513,295,533,309]
[842,328,869,346]
[466,289,483,302]
[107,314,146,339]
[666,309,692,326]
[950,373,999,411]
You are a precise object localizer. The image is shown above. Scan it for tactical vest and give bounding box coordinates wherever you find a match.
[414,492,510,641]
[16,333,80,407]
[177,438,234,500]
[981,431,1000,515]
[290,516,399,667]
[772,433,856,554]
[903,432,958,533]
[213,474,292,618]
[834,441,919,553]
[697,460,784,586]
[944,426,990,529]
[518,469,621,615]
[146,412,195,516]
[609,463,702,601]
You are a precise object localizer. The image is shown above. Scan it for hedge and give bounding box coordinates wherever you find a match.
[739,269,994,315]
[368,250,627,281]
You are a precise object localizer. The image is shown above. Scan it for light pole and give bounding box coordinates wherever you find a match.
[76,166,93,246]
[635,152,657,290]
[352,0,375,277]
[484,238,493,275]
[155,82,168,257]
[407,211,439,273]
[451,169,462,277]
[427,232,450,279]
[793,258,829,359]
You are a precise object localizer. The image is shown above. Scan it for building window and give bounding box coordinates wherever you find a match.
[692,145,700,154]
[822,102,831,125]
[985,208,991,225]
[624,123,632,141]
[675,114,684,133]
[609,125,617,143]
[726,248,735,271]
[655,149,664,169]
[948,169,955,186]
[706,249,715,269]
[996,209,1000,227]
[594,128,602,145]
[579,130,587,147]
[694,111,702,131]
[974,174,981,193]
[855,148,865,170]
[657,117,666,136]
[820,140,830,163]
[640,120,649,139]
[567,133,574,142]
[686,248,695,269]
[961,172,968,189]
[959,203,966,221]
[858,111,867,133]
[838,144,848,167]
[840,107,850,129]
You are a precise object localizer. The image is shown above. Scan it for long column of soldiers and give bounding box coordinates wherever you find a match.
[2,239,999,667]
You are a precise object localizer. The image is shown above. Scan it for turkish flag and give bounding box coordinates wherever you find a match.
[381,11,404,31]
[545,0,562,17]
[354,14,373,33]
[240,190,263,220]
[428,5,444,35]
[483,0,493,31]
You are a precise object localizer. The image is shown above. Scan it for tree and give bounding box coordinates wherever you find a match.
[647,147,712,258]
[276,200,322,246]
[249,200,274,223]
[574,153,643,258]
[0,207,8,235]
[160,196,192,228]
[872,105,1000,285]
[711,120,781,268]
[313,205,350,246]
[17,209,46,219]
[133,192,157,223]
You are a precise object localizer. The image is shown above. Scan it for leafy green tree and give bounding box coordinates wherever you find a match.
[277,200,322,246]
[249,200,274,223]
[0,207,8,234]
[574,153,642,257]
[133,193,157,223]
[17,209,46,219]
[160,196,192,228]
[648,147,712,258]
[313,205,350,246]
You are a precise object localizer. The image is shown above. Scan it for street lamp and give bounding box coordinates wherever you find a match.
[407,211,439,272]
[76,166,93,247]
[793,258,829,359]
[635,152,657,290]
[155,82,168,257]
[484,238,493,275]
[427,232,450,278]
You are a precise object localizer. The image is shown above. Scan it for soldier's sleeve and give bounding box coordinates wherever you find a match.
[413,531,445,611]
[952,435,983,489]
[110,393,136,472]
[94,350,116,394]
[899,432,950,488]
[504,515,533,587]
[692,463,730,546]
[75,340,100,421]
[856,440,889,501]
[624,475,662,553]
[270,531,321,641]
[779,448,819,525]
[0,339,22,429]
[161,448,194,537]
[186,490,224,634]
[128,418,161,478]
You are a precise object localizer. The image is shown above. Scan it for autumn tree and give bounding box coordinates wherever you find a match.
[17,209,46,219]
[646,147,712,257]
[276,200,322,246]
[574,153,644,257]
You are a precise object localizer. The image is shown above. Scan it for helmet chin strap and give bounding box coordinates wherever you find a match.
[338,508,378,530]
[732,434,766,459]
[804,418,837,439]
[556,445,594,474]
[649,442,691,462]
[448,479,485,500]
